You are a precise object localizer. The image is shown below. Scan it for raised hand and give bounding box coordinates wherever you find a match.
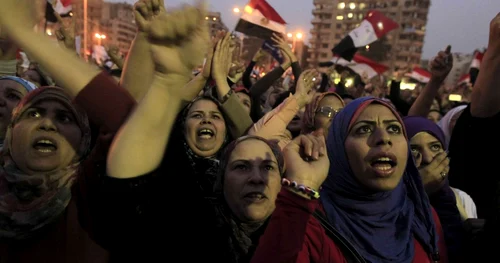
[271,33,295,60]
[211,33,233,83]
[283,130,329,191]
[228,61,245,83]
[54,11,76,51]
[487,13,500,55]
[0,0,43,30]
[134,0,209,77]
[429,45,453,82]
[295,69,319,108]
[201,31,225,79]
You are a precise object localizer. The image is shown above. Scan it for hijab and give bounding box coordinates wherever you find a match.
[321,97,439,262]
[0,87,91,239]
[0,76,38,149]
[301,92,344,134]
[0,76,38,93]
[437,105,467,148]
[404,116,447,150]
[213,135,284,263]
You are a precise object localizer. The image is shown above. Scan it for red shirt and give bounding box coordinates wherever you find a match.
[251,189,448,263]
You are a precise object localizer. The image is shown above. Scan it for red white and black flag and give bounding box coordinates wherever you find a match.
[46,0,73,23]
[332,10,398,61]
[331,54,389,79]
[405,67,432,83]
[234,0,286,40]
[469,50,484,86]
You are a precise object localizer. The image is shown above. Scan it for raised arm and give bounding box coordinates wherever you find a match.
[0,0,99,97]
[471,14,500,117]
[106,0,209,179]
[408,46,452,117]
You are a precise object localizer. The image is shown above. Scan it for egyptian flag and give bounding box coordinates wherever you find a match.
[405,67,431,83]
[46,0,73,23]
[332,54,388,79]
[332,10,398,61]
[469,50,483,86]
[235,0,286,40]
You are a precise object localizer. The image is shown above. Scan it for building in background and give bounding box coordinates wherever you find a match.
[101,2,137,56]
[206,11,228,38]
[72,0,104,56]
[309,0,431,74]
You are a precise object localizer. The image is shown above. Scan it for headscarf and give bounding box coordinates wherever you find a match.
[213,135,284,263]
[179,95,229,197]
[0,76,38,93]
[0,87,91,239]
[301,92,344,134]
[321,97,439,262]
[404,116,447,151]
[437,105,467,148]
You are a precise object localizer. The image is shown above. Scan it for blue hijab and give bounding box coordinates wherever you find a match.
[0,76,38,93]
[320,97,439,262]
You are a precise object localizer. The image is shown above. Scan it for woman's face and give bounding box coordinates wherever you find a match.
[236,92,251,115]
[427,111,441,123]
[224,139,281,222]
[184,99,227,157]
[0,80,28,139]
[410,132,444,168]
[10,99,82,174]
[345,104,408,191]
[314,95,344,135]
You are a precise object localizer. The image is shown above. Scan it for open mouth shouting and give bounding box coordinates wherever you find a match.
[32,136,58,154]
[197,127,215,140]
[369,152,397,177]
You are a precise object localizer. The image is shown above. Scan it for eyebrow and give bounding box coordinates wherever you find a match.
[230,159,278,165]
[353,119,400,126]
[5,87,24,95]
[190,110,222,115]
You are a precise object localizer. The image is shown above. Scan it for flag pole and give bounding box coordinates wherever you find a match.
[83,0,88,61]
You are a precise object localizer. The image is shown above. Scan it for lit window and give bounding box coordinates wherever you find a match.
[205,17,209,20]
[359,3,366,9]
[347,13,353,18]
[336,15,344,20]
[213,17,217,21]
[338,2,345,9]
[358,14,364,20]
[349,3,356,9]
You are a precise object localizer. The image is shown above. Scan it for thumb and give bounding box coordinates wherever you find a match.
[311,128,327,155]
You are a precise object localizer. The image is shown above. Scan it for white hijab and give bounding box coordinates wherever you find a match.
[437,105,467,147]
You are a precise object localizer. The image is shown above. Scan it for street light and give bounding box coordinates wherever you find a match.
[296,33,303,39]
[287,33,293,38]
[95,33,106,46]
[232,7,245,57]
